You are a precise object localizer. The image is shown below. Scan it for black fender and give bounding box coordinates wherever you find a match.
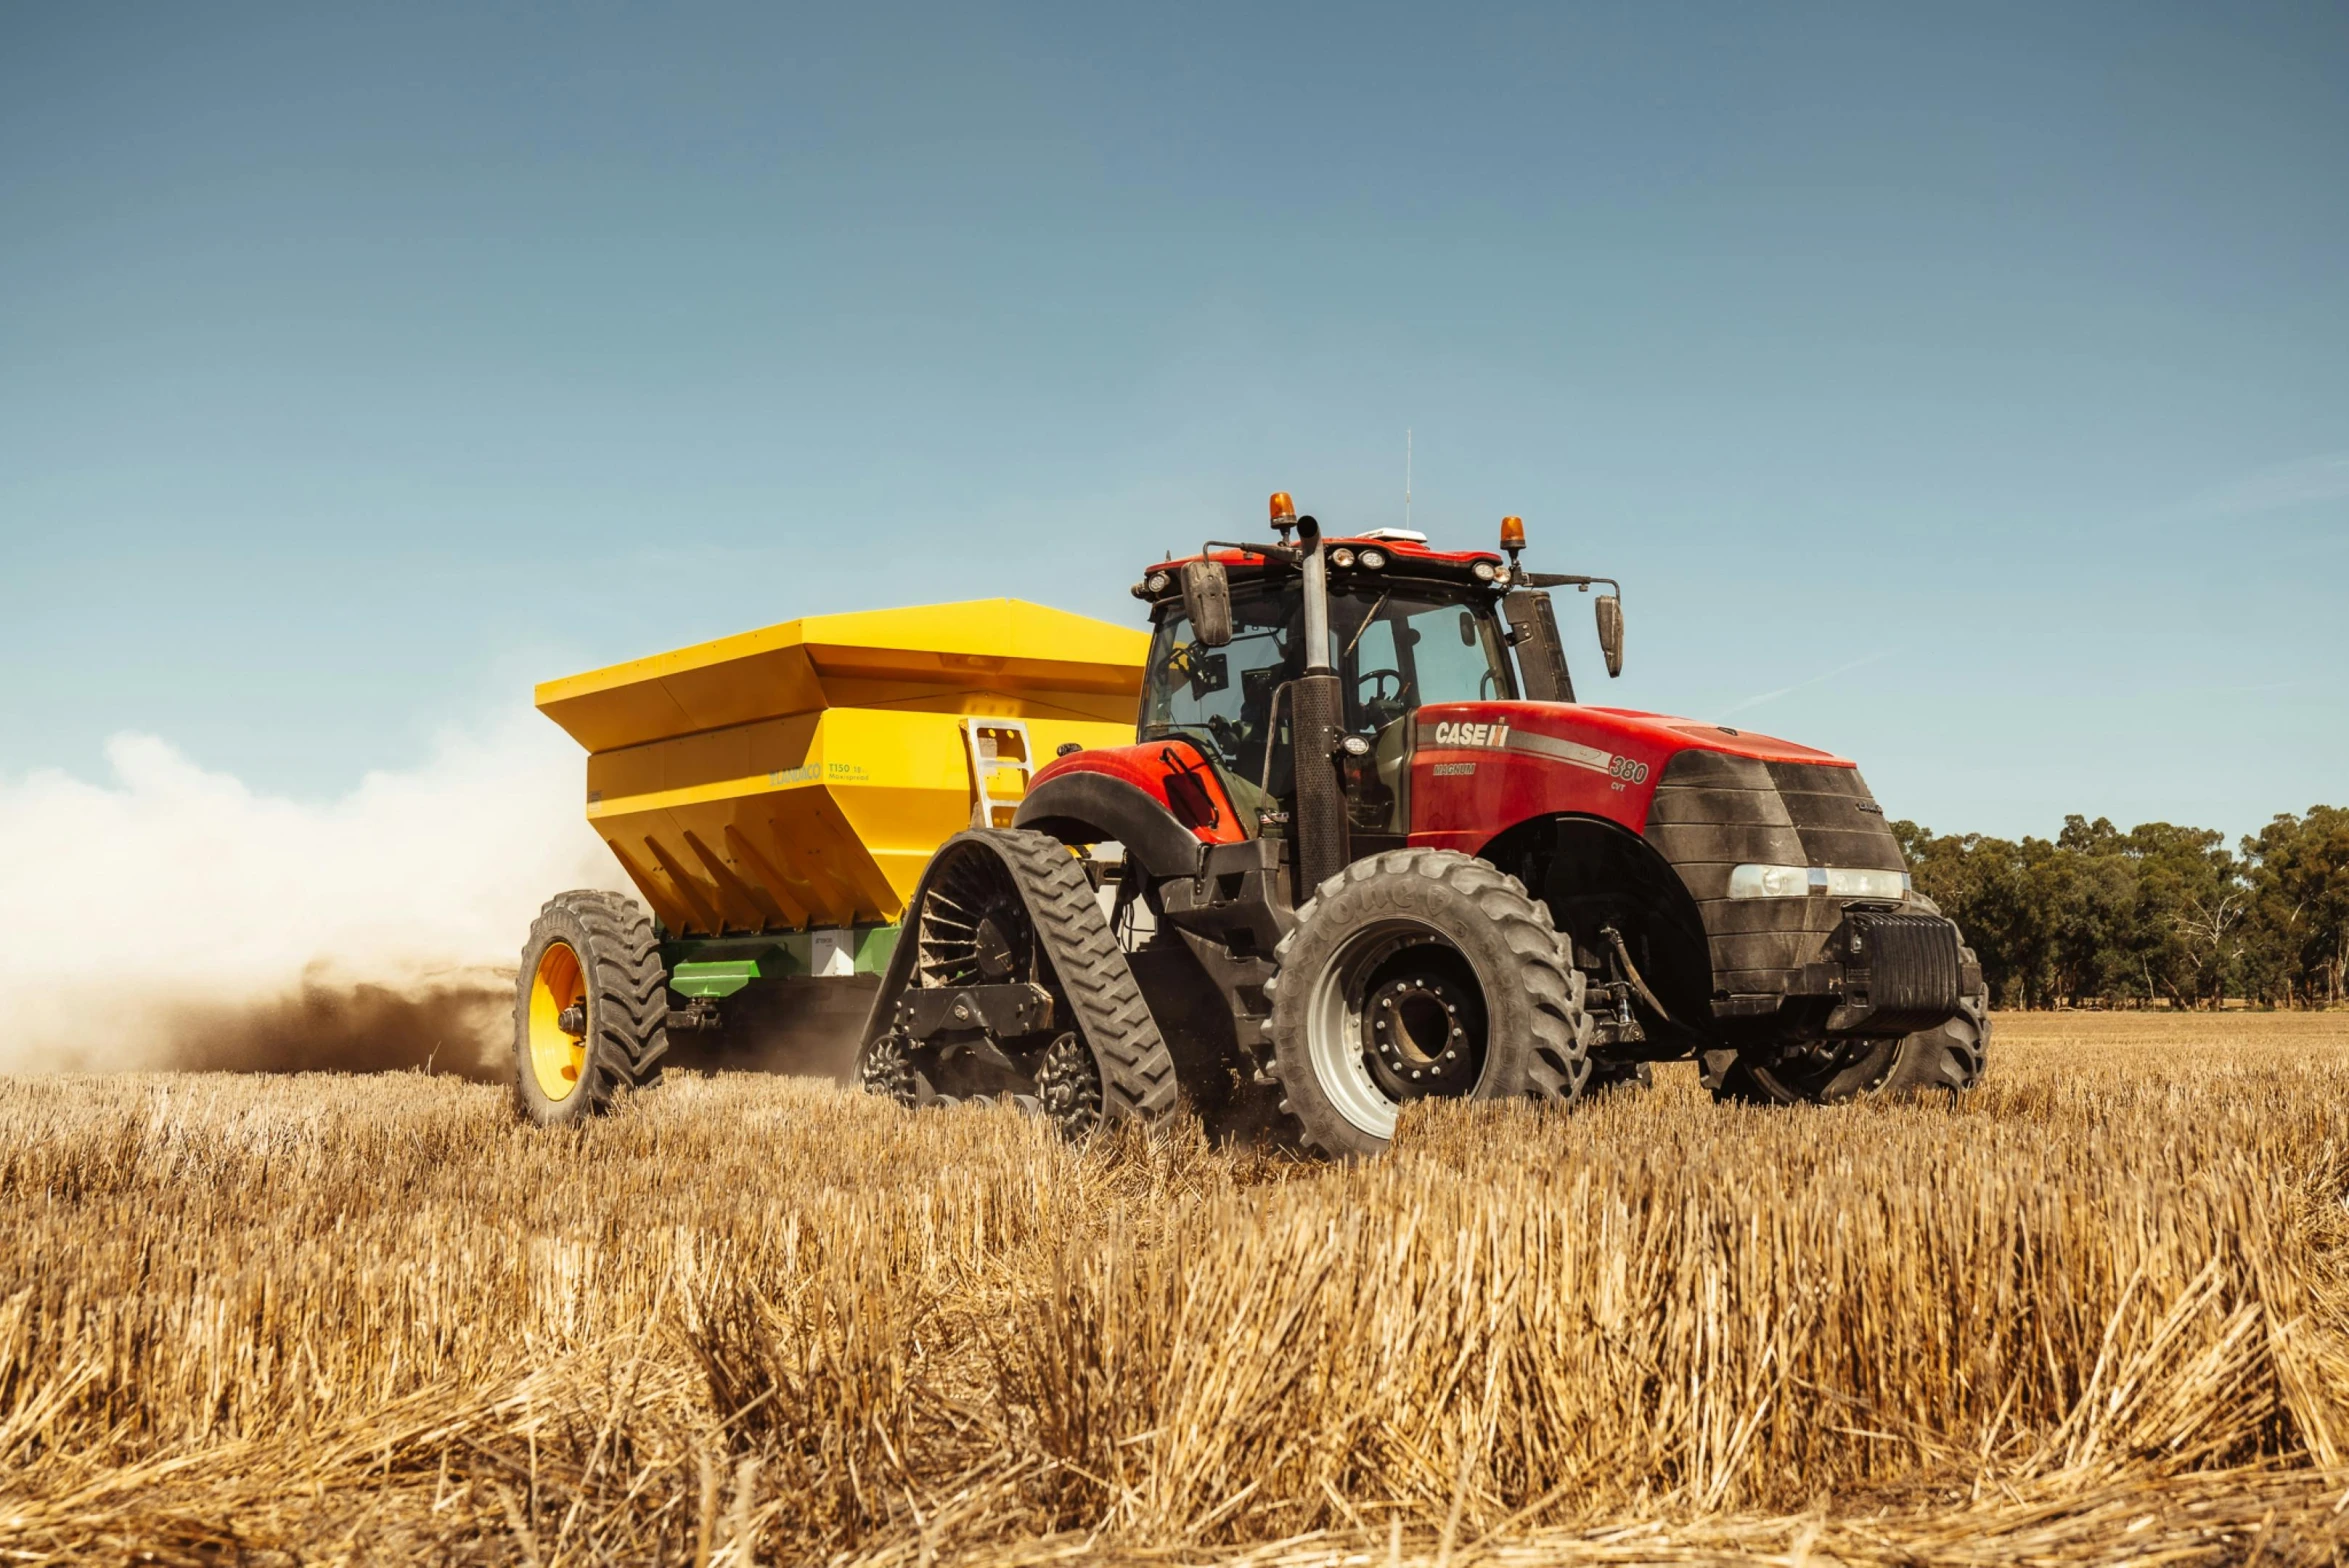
[1013,772,1209,882]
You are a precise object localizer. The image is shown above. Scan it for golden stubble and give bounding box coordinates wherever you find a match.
[2,1010,2346,1565]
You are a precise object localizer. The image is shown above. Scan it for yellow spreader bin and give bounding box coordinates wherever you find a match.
[536,599,1146,947]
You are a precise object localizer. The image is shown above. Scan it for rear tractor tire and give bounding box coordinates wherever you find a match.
[513,890,670,1127]
[1264,849,1594,1159]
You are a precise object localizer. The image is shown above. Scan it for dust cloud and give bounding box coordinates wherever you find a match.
[0,720,623,1076]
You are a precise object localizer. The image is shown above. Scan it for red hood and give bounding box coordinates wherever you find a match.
[1407,699,1861,855]
[1567,706,1853,767]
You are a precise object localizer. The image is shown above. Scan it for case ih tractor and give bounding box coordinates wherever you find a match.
[856,494,1987,1156]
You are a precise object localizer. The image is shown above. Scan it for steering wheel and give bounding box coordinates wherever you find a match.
[1205,712,1245,761]
[1356,668,1411,730]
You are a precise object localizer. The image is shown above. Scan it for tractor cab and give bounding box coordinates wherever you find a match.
[1129,498,1619,867]
[1137,541,1521,842]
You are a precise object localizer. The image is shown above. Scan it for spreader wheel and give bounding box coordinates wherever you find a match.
[1264,849,1593,1159]
[513,890,670,1126]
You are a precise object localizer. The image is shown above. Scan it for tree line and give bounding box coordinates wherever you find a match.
[1892,806,2349,1010]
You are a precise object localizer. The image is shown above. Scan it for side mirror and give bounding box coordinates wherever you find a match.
[1181,560,1233,648]
[1594,594,1625,678]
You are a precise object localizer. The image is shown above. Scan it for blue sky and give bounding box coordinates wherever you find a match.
[2,3,2343,841]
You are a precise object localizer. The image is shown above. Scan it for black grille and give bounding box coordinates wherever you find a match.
[1766,760,1906,869]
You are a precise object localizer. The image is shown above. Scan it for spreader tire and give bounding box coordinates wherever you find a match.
[1264,849,1592,1159]
[513,890,670,1127]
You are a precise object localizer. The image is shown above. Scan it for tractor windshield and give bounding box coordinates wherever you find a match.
[1141,581,1302,791]
[1141,576,1514,798]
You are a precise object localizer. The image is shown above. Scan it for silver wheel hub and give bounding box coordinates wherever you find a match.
[1303,919,1489,1139]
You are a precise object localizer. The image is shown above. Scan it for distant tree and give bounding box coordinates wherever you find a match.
[1895,807,2340,1010]
[1896,822,2038,1007]
[2122,821,2244,1009]
[2043,818,2144,1006]
[2242,807,2349,1007]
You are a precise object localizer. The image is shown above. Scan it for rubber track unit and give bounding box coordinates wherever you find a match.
[880,829,1178,1124]
[1263,848,1592,1157]
[514,889,669,1121]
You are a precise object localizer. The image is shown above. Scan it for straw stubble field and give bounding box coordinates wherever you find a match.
[4,1013,2349,1565]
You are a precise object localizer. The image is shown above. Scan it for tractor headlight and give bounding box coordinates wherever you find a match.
[1727,864,1812,899]
[1830,867,1909,900]
[1144,571,1170,594]
[1472,561,1497,582]
[1330,547,1356,568]
[1359,548,1387,570]
[1726,864,1911,900]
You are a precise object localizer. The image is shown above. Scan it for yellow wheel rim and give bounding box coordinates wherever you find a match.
[528,941,588,1101]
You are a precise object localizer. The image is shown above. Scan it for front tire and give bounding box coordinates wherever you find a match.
[513,890,670,1126]
[1716,946,1989,1105]
[1879,976,1989,1094]
[1264,849,1592,1158]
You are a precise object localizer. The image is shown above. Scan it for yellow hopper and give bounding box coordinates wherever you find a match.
[536,599,1146,946]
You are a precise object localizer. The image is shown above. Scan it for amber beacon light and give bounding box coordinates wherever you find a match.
[1499,515,1526,553]
[1270,491,1297,525]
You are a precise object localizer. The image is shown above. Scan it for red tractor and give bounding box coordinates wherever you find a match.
[860,494,1986,1156]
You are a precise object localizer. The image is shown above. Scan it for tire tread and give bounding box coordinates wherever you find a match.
[1263,848,1591,1157]
[512,889,669,1124]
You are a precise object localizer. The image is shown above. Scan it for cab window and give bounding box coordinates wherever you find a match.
[1140,584,1300,787]
[1331,588,1513,735]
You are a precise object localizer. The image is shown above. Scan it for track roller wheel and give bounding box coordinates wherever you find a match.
[1035,1032,1105,1138]
[859,1028,919,1108]
[513,890,670,1127]
[1263,848,1593,1159]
